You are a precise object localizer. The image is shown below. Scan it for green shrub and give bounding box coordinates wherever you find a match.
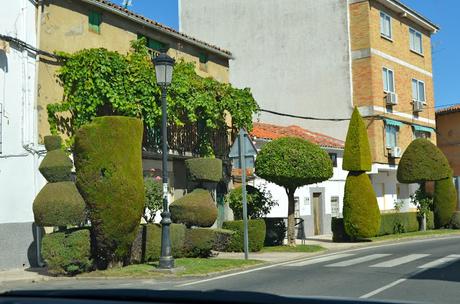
[450,211,460,229]
[378,212,419,236]
[143,177,162,223]
[143,223,186,262]
[434,177,457,228]
[397,139,452,184]
[342,107,372,171]
[170,189,217,228]
[41,228,91,275]
[331,218,351,242]
[426,210,435,230]
[343,172,380,239]
[222,219,266,252]
[212,229,234,251]
[74,116,144,269]
[226,185,278,220]
[44,135,62,151]
[185,158,222,183]
[184,228,215,258]
[263,218,286,246]
[39,150,73,182]
[33,182,86,227]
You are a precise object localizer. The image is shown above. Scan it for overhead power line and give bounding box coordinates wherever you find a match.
[259,108,351,121]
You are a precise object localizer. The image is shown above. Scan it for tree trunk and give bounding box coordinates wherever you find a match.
[286,188,296,246]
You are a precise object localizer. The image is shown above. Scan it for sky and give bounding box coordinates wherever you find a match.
[123,0,458,108]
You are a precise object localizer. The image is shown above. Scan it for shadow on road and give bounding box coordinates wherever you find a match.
[410,260,460,283]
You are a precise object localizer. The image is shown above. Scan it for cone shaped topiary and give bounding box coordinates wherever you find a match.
[397,138,452,184]
[343,107,372,172]
[33,182,86,227]
[74,116,144,269]
[170,189,218,228]
[343,172,381,239]
[433,176,457,228]
[185,158,222,183]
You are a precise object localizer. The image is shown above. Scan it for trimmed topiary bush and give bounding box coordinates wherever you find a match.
[397,139,452,184]
[451,211,460,229]
[44,135,62,152]
[41,228,91,275]
[222,219,266,252]
[212,228,234,251]
[38,150,73,182]
[426,210,435,230]
[185,158,222,183]
[255,137,333,245]
[170,189,218,228]
[33,182,86,227]
[433,176,457,228]
[74,116,144,269]
[343,172,380,239]
[184,228,215,258]
[342,107,372,171]
[378,212,419,236]
[263,218,287,246]
[143,223,186,262]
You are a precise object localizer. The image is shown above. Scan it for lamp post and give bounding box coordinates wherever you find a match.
[153,52,175,269]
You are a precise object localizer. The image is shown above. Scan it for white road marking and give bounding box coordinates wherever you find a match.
[284,253,355,267]
[360,278,407,299]
[326,254,391,267]
[370,254,430,268]
[417,254,460,269]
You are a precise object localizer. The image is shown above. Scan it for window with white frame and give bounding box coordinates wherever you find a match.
[380,12,392,39]
[382,67,395,93]
[409,28,423,54]
[412,79,426,103]
[386,125,398,148]
[294,196,300,218]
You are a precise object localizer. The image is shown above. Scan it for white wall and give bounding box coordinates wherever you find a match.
[0,0,44,224]
[180,0,354,141]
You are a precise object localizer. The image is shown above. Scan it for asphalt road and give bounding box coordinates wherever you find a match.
[2,236,460,303]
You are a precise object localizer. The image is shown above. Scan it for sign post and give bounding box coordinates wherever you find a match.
[229,128,258,260]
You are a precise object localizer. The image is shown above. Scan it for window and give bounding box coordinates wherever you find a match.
[88,11,102,34]
[382,67,395,93]
[409,28,423,54]
[380,12,392,39]
[386,125,398,148]
[137,34,168,58]
[198,52,208,64]
[331,196,340,218]
[294,197,300,218]
[413,130,431,139]
[329,153,337,167]
[412,79,425,103]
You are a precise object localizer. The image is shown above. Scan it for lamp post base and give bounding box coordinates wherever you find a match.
[158,256,174,269]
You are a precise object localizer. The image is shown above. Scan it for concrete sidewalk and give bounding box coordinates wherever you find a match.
[0,268,52,284]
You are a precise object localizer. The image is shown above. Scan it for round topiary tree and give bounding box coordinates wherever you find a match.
[33,135,85,228]
[185,158,222,184]
[74,116,144,269]
[255,136,333,245]
[170,189,218,228]
[342,107,380,239]
[433,176,457,228]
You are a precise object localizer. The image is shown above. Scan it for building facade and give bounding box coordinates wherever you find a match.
[180,0,439,214]
[0,1,46,270]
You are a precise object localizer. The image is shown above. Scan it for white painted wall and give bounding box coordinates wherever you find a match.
[0,0,45,224]
[179,0,354,140]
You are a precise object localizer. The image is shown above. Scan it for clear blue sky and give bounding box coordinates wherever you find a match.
[124,0,458,108]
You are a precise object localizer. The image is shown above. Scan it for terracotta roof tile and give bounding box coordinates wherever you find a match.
[88,0,232,57]
[436,104,460,116]
[251,122,344,149]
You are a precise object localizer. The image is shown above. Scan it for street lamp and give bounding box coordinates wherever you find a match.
[153,52,175,269]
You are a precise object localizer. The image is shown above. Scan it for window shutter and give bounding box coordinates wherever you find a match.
[89,11,101,33]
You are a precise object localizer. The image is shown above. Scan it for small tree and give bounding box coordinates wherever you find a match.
[226,184,278,220]
[143,176,163,223]
[255,137,333,245]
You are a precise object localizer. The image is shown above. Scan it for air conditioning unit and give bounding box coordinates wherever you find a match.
[386,92,398,105]
[389,146,402,158]
[413,100,424,112]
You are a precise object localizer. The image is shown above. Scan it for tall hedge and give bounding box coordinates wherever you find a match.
[170,189,218,228]
[74,116,144,269]
[397,138,452,184]
[222,219,266,252]
[433,176,457,228]
[185,158,222,183]
[343,172,380,239]
[342,107,372,171]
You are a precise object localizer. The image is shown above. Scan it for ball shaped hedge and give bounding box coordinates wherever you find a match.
[44,135,62,151]
[343,172,381,239]
[170,189,217,228]
[397,138,452,184]
[185,158,222,183]
[74,116,144,269]
[433,176,457,228]
[255,137,333,189]
[33,182,86,227]
[39,150,73,182]
[342,107,372,172]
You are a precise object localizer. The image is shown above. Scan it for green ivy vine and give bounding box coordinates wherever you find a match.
[48,38,258,155]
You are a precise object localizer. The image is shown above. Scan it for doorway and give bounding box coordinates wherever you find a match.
[312,192,322,235]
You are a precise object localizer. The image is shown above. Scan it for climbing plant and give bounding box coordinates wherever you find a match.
[48,38,258,155]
